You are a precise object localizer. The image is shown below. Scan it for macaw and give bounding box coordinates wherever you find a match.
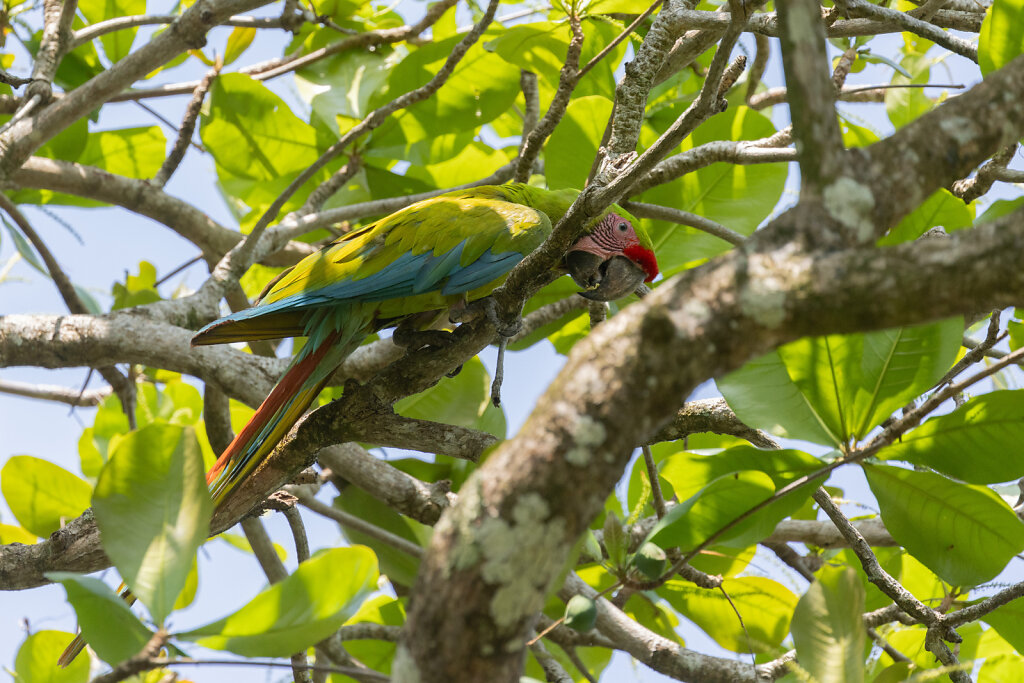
[58,183,657,667]
[193,183,658,507]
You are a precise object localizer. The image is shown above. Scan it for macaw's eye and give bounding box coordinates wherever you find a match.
[617,222,628,232]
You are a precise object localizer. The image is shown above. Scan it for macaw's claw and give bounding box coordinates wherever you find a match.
[451,296,522,338]
[393,324,455,352]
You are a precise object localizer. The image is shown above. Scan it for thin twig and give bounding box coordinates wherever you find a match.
[153,63,222,188]
[295,489,424,558]
[513,10,585,183]
[641,445,667,519]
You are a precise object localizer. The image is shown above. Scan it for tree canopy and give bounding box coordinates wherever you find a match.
[2,0,1024,681]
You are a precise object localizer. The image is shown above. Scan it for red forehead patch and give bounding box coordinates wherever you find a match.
[623,244,659,283]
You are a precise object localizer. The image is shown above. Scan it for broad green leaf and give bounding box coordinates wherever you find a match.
[78,393,132,478]
[224,26,256,65]
[647,471,776,550]
[486,22,573,92]
[879,189,974,244]
[395,356,506,440]
[408,141,510,188]
[883,391,1024,483]
[776,318,961,442]
[979,599,1024,652]
[46,573,153,666]
[79,0,145,62]
[545,95,614,190]
[850,317,962,435]
[173,555,199,611]
[657,447,822,540]
[340,595,406,674]
[378,33,519,134]
[79,127,167,179]
[0,522,37,544]
[792,566,865,683]
[979,0,1024,75]
[296,48,390,130]
[333,488,428,588]
[979,655,1024,683]
[201,73,320,182]
[177,546,378,657]
[640,106,787,275]
[15,630,90,683]
[1,456,92,537]
[885,56,933,128]
[866,465,1024,586]
[1010,320,1024,351]
[93,424,212,624]
[718,350,839,446]
[660,577,796,653]
[977,196,1024,224]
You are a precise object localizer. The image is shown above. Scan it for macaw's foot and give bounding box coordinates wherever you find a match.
[450,297,523,338]
[392,321,455,352]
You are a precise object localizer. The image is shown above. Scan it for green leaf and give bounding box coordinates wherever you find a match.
[177,546,378,657]
[15,630,90,683]
[1,456,92,537]
[79,0,146,62]
[718,350,839,446]
[79,128,167,179]
[771,318,961,443]
[1009,320,1024,352]
[0,522,38,544]
[792,566,865,683]
[977,196,1024,224]
[201,73,320,183]
[603,512,627,569]
[223,26,256,65]
[647,471,776,550]
[93,424,212,625]
[0,215,48,275]
[885,56,933,128]
[879,189,974,244]
[849,318,962,435]
[882,391,1024,484]
[340,595,406,674]
[332,488,427,589]
[978,600,1024,653]
[296,48,390,130]
[979,655,1024,683]
[378,32,519,135]
[640,106,787,275]
[545,95,614,190]
[865,465,1024,586]
[660,577,796,653]
[979,0,1024,75]
[46,573,153,666]
[112,261,161,310]
[394,356,506,440]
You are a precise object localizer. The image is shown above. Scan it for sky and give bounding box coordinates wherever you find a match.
[1,2,1021,682]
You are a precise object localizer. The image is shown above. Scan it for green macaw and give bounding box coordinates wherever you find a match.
[58,183,657,668]
[192,183,659,506]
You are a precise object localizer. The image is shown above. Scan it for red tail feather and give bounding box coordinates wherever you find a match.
[206,333,340,485]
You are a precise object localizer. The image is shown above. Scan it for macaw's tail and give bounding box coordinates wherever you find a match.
[205,327,361,507]
[58,584,137,668]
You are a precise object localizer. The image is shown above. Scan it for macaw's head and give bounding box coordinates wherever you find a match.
[565,211,659,301]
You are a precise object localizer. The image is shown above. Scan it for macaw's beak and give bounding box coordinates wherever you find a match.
[567,252,648,301]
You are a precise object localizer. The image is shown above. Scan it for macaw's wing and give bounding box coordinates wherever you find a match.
[192,190,552,346]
